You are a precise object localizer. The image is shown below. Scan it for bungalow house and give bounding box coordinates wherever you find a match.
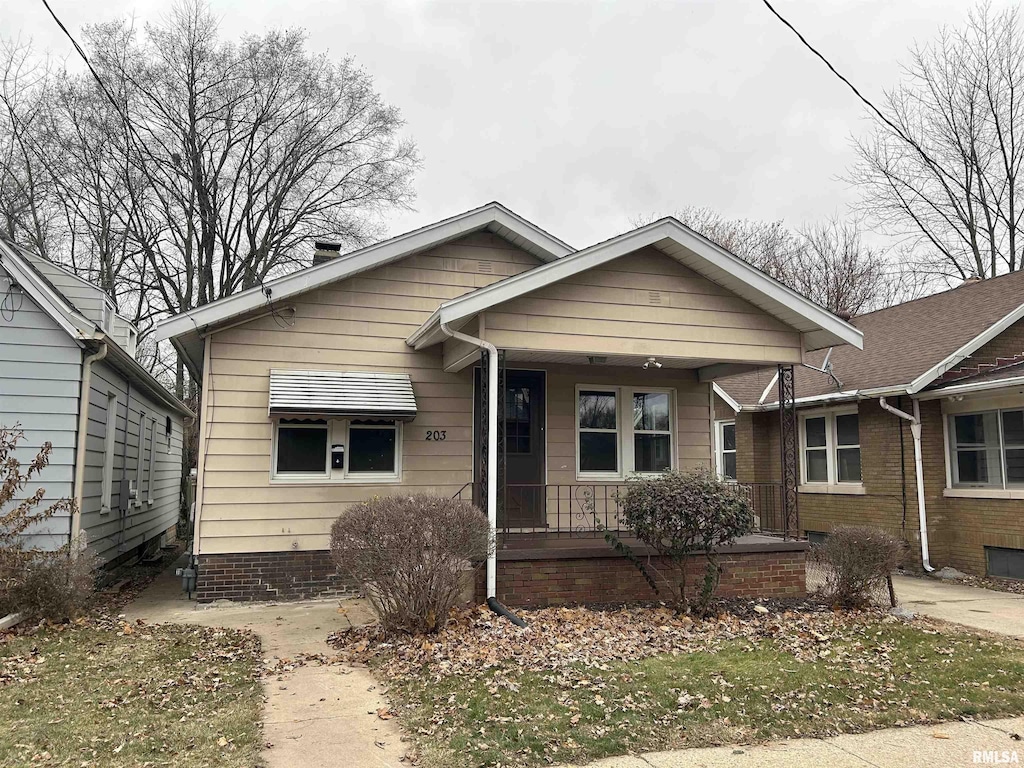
[154,202,862,605]
[714,271,1024,580]
[0,238,191,566]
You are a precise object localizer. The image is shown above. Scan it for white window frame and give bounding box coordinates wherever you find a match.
[575,385,675,480]
[101,391,118,514]
[715,419,737,481]
[271,417,403,484]
[145,416,157,504]
[945,407,1024,490]
[798,407,863,490]
[134,411,146,508]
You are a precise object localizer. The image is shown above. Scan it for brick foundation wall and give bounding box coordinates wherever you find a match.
[195,550,355,602]
[476,548,806,608]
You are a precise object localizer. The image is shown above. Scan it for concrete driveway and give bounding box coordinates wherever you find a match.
[893,574,1024,637]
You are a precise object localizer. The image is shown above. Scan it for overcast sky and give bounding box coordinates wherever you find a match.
[5,0,1012,248]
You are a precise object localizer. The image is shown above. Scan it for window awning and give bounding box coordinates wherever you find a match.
[268,370,417,420]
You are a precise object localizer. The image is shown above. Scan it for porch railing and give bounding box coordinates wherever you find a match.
[453,481,794,540]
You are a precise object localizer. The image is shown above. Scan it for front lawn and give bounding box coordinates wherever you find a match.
[0,618,263,767]
[334,605,1024,767]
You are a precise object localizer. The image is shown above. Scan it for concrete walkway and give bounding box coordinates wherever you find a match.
[893,574,1024,637]
[124,556,409,768]
[561,716,1024,767]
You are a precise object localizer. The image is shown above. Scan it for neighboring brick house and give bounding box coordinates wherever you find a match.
[715,272,1024,579]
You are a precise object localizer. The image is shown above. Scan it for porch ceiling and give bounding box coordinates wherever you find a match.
[500,349,758,375]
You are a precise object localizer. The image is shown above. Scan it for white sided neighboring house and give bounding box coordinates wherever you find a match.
[0,238,192,566]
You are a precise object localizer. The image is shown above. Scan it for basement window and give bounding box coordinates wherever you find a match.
[986,546,1024,580]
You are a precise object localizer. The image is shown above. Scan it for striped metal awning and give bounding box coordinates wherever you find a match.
[268,370,417,420]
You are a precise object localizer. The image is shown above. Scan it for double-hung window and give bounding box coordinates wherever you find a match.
[800,409,861,486]
[273,418,401,482]
[716,420,737,480]
[948,408,1024,488]
[577,386,674,478]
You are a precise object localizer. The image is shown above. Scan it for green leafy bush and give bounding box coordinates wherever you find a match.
[330,494,491,635]
[611,468,752,615]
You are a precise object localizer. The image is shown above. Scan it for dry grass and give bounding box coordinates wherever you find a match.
[333,604,1024,768]
[0,618,263,767]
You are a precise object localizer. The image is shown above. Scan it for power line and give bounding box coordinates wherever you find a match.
[759,0,950,186]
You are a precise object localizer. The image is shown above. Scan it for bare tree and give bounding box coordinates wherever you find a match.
[1,1,420,397]
[632,208,912,316]
[848,3,1024,281]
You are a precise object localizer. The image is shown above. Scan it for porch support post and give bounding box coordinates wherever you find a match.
[441,322,498,599]
[777,364,799,539]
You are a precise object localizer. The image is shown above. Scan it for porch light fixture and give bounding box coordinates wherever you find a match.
[642,357,663,369]
[587,356,607,365]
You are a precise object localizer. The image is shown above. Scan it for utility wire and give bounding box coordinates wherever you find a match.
[759,0,951,185]
[39,0,293,329]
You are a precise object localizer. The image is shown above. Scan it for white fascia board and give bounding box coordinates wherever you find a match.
[0,240,94,342]
[915,374,1024,401]
[155,202,573,343]
[428,218,864,351]
[907,302,1024,394]
[749,390,862,412]
[712,383,741,413]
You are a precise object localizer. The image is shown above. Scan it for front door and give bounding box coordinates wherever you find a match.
[473,368,547,528]
[503,370,546,528]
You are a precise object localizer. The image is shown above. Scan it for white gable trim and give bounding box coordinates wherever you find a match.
[907,302,1024,394]
[154,202,573,342]
[712,383,741,413]
[0,239,93,341]
[408,218,863,351]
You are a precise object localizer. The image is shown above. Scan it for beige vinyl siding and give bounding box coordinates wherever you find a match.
[79,361,184,564]
[482,247,803,364]
[197,232,542,554]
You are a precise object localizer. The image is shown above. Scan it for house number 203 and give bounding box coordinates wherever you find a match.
[425,430,447,441]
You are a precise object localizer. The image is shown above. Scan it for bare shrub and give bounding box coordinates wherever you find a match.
[610,468,753,616]
[4,542,99,621]
[818,526,903,608]
[330,495,491,635]
[1,424,93,620]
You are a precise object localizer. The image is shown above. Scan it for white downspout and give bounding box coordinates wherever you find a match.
[71,343,108,549]
[439,322,499,600]
[878,396,934,572]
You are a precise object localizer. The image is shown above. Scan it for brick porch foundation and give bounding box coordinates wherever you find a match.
[195,550,355,602]
[475,541,807,607]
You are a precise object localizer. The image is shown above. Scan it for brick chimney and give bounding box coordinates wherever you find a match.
[313,240,342,266]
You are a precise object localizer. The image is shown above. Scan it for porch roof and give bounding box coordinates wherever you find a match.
[406,217,864,354]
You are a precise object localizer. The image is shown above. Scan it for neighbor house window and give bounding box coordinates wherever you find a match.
[273,418,400,481]
[134,411,146,506]
[948,408,1024,488]
[145,417,157,503]
[716,420,737,480]
[101,392,118,513]
[576,386,674,477]
[800,410,861,485]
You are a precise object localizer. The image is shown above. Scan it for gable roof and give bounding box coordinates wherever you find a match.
[407,216,864,352]
[153,201,574,349]
[0,237,192,417]
[717,269,1024,408]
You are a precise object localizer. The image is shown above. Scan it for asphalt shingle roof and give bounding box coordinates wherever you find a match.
[717,270,1024,406]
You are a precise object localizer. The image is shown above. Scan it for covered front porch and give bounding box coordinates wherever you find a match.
[454,352,803,549]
